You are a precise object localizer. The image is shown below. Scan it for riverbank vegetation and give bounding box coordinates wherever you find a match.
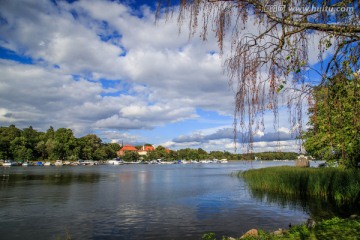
[0,125,299,162]
[0,125,121,161]
[241,166,360,206]
[302,74,360,169]
[203,217,360,240]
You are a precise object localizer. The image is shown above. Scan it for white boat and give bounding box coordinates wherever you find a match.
[22,162,29,166]
[107,159,123,165]
[55,160,63,166]
[81,160,95,166]
[220,159,228,163]
[200,160,211,164]
[3,161,12,167]
[161,161,173,164]
[149,160,158,164]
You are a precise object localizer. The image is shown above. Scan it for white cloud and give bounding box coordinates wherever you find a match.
[0,0,318,152]
[0,59,201,134]
[98,130,143,145]
[167,123,301,152]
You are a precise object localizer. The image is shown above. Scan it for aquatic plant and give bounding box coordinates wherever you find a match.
[241,166,360,205]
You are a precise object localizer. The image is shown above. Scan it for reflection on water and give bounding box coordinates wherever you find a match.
[0,161,320,240]
[249,188,360,220]
[1,172,100,186]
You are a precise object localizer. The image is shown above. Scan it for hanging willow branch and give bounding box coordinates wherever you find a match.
[156,0,360,152]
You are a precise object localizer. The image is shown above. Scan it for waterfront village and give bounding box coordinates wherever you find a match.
[0,143,228,166]
[0,142,301,167]
[0,125,301,167]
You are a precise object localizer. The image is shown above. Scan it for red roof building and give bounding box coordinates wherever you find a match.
[122,145,137,151]
[117,145,138,156]
[116,144,157,157]
[138,145,155,156]
[142,145,154,151]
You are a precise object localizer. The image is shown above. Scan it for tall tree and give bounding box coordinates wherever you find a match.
[53,128,76,160]
[22,126,42,159]
[197,148,208,159]
[10,136,33,161]
[157,0,360,150]
[122,151,139,162]
[78,134,103,160]
[0,125,21,159]
[303,73,360,168]
[155,145,169,159]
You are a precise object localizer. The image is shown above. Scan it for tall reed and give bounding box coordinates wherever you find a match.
[241,166,360,205]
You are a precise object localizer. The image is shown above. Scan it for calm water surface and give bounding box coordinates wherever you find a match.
[0,161,310,240]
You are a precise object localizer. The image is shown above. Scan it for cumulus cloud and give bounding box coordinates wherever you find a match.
[174,127,294,144]
[0,0,313,152]
[0,2,225,126]
[169,124,299,152]
[0,59,199,135]
[98,130,143,144]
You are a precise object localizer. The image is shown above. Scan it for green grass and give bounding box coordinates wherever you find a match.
[204,167,360,239]
[203,217,360,240]
[240,166,360,205]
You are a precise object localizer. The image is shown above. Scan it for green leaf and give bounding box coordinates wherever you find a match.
[277,84,284,92]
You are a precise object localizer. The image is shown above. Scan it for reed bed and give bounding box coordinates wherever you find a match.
[241,166,360,205]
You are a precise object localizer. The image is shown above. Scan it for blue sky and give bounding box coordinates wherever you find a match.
[0,0,328,153]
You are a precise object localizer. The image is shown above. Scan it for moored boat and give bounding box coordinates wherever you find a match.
[55,160,63,166]
[107,159,124,165]
[3,160,12,167]
[79,160,95,166]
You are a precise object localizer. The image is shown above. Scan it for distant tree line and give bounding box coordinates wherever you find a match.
[254,152,299,161]
[0,125,299,162]
[0,125,120,161]
[122,147,299,162]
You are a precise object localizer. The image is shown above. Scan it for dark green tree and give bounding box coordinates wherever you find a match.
[168,150,178,161]
[21,126,42,159]
[0,124,21,159]
[53,128,77,160]
[197,148,208,160]
[107,143,121,153]
[122,151,139,162]
[78,134,102,160]
[303,74,360,168]
[10,136,33,161]
[155,145,168,159]
[104,143,121,159]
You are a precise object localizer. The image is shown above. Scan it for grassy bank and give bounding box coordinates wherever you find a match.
[201,167,360,239]
[203,217,360,240]
[240,166,360,205]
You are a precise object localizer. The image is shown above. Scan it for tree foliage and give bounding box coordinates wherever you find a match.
[0,125,119,161]
[303,74,360,168]
[156,0,360,152]
[143,146,297,161]
[0,124,21,159]
[0,124,301,161]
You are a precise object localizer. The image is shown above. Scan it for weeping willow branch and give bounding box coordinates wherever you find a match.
[156,0,360,152]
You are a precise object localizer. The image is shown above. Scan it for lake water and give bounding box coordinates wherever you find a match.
[0,161,311,240]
